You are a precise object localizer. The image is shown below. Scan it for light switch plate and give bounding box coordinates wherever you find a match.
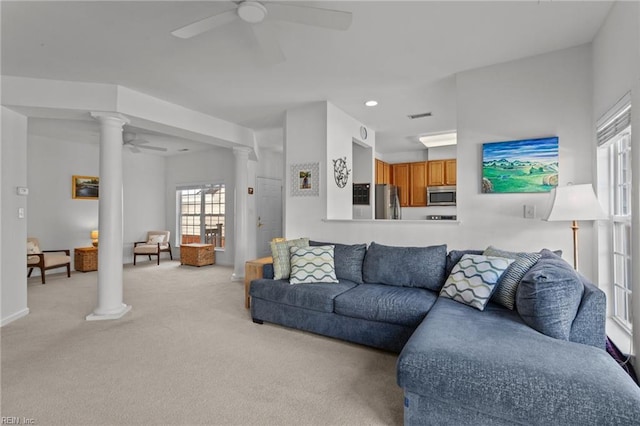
[16,186,29,196]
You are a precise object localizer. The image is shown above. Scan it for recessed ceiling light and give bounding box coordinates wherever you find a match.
[419,132,457,148]
[364,100,378,107]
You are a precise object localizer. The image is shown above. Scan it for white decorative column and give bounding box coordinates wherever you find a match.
[232,146,251,280]
[86,112,131,321]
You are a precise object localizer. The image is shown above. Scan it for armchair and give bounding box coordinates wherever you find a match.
[27,237,71,284]
[133,231,173,265]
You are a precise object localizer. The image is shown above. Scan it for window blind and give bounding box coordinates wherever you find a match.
[597,93,631,146]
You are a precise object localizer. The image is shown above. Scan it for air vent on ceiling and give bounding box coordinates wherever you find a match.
[407,112,432,120]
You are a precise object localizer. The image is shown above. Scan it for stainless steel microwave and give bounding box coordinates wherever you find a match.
[427,186,456,206]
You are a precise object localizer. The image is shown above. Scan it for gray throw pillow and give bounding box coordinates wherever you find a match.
[309,241,366,283]
[483,246,542,310]
[516,257,584,340]
[363,242,447,291]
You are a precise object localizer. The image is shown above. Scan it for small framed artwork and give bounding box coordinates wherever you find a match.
[290,163,319,197]
[72,175,99,200]
[482,136,558,193]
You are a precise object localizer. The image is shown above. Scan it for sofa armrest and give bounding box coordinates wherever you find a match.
[570,275,606,349]
[244,257,273,309]
[42,249,70,255]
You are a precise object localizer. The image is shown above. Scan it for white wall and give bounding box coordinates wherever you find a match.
[380,150,429,164]
[283,45,595,279]
[26,135,166,268]
[592,0,640,355]
[456,44,594,274]
[326,103,374,220]
[1,107,29,325]
[165,147,236,266]
[123,150,166,263]
[27,136,99,261]
[284,102,327,237]
[428,145,457,161]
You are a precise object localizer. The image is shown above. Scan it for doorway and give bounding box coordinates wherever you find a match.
[256,177,283,257]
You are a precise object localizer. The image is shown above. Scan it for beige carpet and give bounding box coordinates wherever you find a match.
[1,261,403,425]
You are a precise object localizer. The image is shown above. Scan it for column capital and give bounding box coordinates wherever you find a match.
[90,111,130,127]
[232,146,252,157]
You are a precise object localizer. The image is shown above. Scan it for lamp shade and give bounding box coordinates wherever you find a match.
[90,230,99,239]
[544,184,607,222]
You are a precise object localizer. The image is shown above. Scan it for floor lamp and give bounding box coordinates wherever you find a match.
[544,184,607,271]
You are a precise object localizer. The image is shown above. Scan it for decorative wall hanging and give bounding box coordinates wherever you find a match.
[482,136,558,193]
[72,175,100,200]
[290,163,319,197]
[332,157,351,188]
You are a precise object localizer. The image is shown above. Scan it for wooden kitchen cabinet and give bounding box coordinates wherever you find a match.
[391,162,428,207]
[383,162,391,184]
[427,159,457,186]
[392,163,409,207]
[375,159,392,185]
[409,162,428,206]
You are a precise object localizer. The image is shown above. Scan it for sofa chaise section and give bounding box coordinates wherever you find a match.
[398,297,640,425]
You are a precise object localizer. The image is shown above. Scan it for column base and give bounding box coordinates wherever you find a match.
[86,304,131,321]
[231,272,244,282]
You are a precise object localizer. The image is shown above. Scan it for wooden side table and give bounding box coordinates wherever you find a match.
[180,244,215,267]
[75,247,98,272]
[244,256,273,309]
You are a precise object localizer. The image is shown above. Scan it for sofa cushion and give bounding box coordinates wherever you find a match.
[289,245,338,284]
[310,241,366,283]
[270,237,309,280]
[363,242,447,291]
[249,278,357,313]
[334,284,437,326]
[483,246,542,310]
[439,254,514,311]
[516,256,584,340]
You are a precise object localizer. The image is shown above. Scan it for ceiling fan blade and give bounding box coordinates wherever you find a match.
[250,23,285,64]
[129,139,149,146]
[137,144,168,152]
[171,9,239,39]
[265,2,352,31]
[129,145,141,154]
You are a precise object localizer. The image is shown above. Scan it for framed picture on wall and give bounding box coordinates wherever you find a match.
[290,163,319,197]
[482,136,558,193]
[72,175,99,200]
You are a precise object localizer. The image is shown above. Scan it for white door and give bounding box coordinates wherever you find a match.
[256,177,283,257]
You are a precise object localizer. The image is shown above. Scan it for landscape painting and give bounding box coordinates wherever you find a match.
[72,175,99,199]
[482,137,558,193]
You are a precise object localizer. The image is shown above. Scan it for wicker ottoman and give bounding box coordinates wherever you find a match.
[180,244,215,267]
[75,247,98,272]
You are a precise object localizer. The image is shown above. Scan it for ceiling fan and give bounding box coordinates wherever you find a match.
[171,1,352,63]
[123,132,168,154]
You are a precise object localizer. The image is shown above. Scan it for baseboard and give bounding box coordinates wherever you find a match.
[1,308,30,327]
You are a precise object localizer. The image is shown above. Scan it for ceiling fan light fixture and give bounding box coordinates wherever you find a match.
[237,1,267,24]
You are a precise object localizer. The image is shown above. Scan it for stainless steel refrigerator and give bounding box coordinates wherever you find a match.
[375,184,402,219]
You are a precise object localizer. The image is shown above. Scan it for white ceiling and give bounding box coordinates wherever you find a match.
[1,1,613,154]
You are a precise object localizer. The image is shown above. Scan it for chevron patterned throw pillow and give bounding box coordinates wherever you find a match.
[440,254,514,311]
[289,245,339,285]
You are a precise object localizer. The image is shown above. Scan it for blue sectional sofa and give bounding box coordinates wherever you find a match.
[249,241,640,425]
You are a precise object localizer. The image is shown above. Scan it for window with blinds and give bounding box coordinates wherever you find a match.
[597,93,632,331]
[176,184,225,248]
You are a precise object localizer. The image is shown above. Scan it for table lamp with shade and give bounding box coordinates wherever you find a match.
[543,183,607,270]
[91,230,99,247]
